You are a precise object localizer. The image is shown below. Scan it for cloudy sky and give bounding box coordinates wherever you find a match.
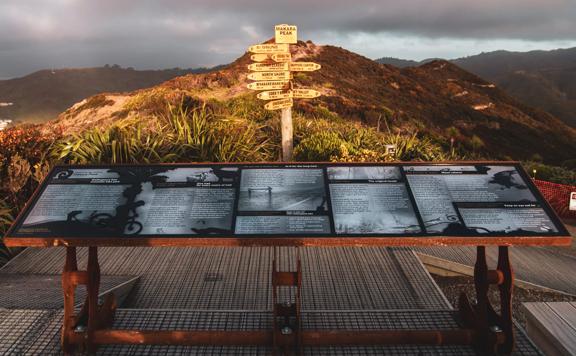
[1,0,576,78]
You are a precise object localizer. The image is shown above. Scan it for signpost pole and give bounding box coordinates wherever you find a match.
[281,107,293,161]
[247,24,321,162]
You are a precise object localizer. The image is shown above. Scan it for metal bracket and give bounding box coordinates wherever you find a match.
[272,251,302,355]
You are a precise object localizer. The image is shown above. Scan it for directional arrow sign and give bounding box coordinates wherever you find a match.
[247,81,289,90]
[257,90,293,101]
[292,89,321,99]
[290,62,321,72]
[248,43,289,54]
[264,98,293,111]
[251,54,270,62]
[248,71,292,81]
[250,53,291,63]
[248,62,289,72]
[271,53,291,62]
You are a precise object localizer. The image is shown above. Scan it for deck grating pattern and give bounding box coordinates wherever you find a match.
[0,309,542,355]
[0,274,134,309]
[1,247,449,310]
[415,246,576,295]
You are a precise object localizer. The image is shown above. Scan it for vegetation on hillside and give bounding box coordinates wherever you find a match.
[0,95,574,264]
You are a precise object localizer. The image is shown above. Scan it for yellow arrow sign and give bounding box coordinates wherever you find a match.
[275,24,297,44]
[251,54,270,62]
[248,62,289,72]
[257,90,293,101]
[265,98,293,110]
[248,43,289,54]
[292,89,321,99]
[290,62,321,72]
[271,53,291,62]
[248,71,292,81]
[247,81,289,90]
[250,53,291,63]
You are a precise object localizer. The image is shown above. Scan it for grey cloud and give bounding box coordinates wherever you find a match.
[0,0,575,77]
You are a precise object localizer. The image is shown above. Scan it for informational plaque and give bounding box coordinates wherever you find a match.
[5,163,570,245]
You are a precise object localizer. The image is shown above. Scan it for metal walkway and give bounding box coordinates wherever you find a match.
[415,246,576,295]
[0,309,541,355]
[1,247,450,310]
[0,247,542,355]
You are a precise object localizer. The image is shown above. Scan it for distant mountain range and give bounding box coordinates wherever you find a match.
[43,41,576,164]
[377,47,576,127]
[0,65,222,124]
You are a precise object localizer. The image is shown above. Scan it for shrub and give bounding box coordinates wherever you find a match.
[522,162,576,185]
[52,103,275,164]
[294,131,353,161]
[0,126,54,210]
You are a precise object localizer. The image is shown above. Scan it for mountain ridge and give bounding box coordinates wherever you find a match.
[41,41,576,165]
[376,47,576,127]
[0,65,223,124]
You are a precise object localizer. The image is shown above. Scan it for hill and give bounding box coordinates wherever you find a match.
[43,40,576,165]
[0,65,221,124]
[377,48,576,127]
[452,48,576,127]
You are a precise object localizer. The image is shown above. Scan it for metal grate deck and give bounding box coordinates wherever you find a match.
[0,274,136,309]
[1,247,449,310]
[0,309,541,355]
[415,246,576,295]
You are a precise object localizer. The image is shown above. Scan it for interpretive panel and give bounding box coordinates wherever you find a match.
[6,163,569,243]
[404,165,557,234]
[235,167,331,234]
[327,166,420,234]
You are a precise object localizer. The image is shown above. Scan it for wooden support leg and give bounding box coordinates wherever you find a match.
[272,249,302,355]
[497,246,514,355]
[86,246,101,353]
[60,247,117,355]
[62,247,78,355]
[458,246,515,355]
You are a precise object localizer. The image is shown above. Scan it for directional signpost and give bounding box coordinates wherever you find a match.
[247,24,322,161]
[257,90,293,100]
[247,71,292,81]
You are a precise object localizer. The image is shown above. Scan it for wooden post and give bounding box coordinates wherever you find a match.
[281,107,293,161]
[62,247,78,355]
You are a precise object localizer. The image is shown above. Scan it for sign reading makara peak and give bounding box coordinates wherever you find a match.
[246,24,322,161]
[275,24,297,44]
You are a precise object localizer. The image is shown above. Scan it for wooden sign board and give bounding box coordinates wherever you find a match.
[248,63,289,72]
[4,163,571,248]
[250,53,292,63]
[247,81,289,90]
[250,54,270,62]
[264,98,293,110]
[257,90,292,101]
[275,24,297,44]
[290,62,321,72]
[248,71,292,81]
[249,43,289,54]
[271,53,292,62]
[292,88,321,99]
